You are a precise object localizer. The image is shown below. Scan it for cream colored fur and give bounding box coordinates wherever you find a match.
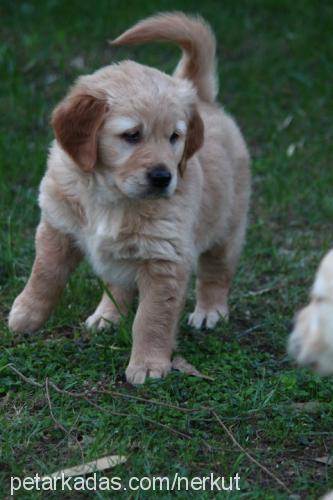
[289,250,333,375]
[8,13,251,384]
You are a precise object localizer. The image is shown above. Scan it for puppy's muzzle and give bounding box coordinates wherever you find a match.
[147,165,172,189]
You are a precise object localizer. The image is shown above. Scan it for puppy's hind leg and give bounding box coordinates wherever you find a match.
[188,222,246,330]
[86,285,134,330]
[8,220,81,333]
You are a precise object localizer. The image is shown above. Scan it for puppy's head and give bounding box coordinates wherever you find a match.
[52,62,204,199]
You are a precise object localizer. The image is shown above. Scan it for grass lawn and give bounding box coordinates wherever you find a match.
[1,0,333,497]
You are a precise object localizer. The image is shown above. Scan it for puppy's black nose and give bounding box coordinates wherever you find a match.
[147,165,172,188]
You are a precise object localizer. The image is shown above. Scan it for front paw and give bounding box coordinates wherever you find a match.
[85,310,120,331]
[126,358,171,384]
[8,294,47,333]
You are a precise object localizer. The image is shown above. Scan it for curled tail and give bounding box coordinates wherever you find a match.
[112,12,218,104]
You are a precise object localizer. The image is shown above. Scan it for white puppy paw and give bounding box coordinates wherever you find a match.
[188,305,228,330]
[85,310,119,330]
[126,359,171,384]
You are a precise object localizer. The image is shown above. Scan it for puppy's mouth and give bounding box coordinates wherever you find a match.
[128,165,176,199]
[114,165,177,200]
[134,184,175,200]
[145,185,174,199]
[145,191,169,199]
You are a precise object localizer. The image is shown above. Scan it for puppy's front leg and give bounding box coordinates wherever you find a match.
[126,261,188,384]
[9,220,81,333]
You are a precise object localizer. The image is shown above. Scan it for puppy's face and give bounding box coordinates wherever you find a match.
[99,107,187,199]
[52,62,204,200]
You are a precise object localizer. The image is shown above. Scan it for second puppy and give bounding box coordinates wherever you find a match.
[289,250,333,375]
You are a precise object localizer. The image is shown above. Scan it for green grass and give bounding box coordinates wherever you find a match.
[1,0,333,497]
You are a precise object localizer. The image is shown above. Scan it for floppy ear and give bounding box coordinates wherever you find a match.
[51,94,108,171]
[179,108,204,176]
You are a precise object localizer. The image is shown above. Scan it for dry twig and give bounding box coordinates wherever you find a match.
[212,411,292,495]
[7,364,192,441]
[45,378,68,435]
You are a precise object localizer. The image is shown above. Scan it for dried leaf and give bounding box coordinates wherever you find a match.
[172,356,214,381]
[45,455,127,479]
[315,456,333,466]
[246,284,280,296]
[278,114,293,131]
[287,144,296,157]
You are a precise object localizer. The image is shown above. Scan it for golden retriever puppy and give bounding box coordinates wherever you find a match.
[8,13,250,383]
[288,250,333,375]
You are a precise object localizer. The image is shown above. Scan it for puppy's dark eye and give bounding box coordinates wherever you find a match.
[170,132,180,144]
[122,130,141,144]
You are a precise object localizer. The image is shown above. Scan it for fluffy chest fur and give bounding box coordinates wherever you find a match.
[81,204,186,285]
[39,150,194,287]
